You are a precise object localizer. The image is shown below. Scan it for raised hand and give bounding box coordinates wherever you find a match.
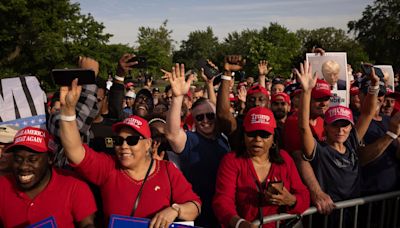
[295,60,317,92]
[78,56,99,77]
[59,78,82,115]
[168,63,193,97]
[224,55,245,73]
[116,53,137,77]
[237,86,247,103]
[366,64,380,86]
[151,141,165,161]
[258,60,272,76]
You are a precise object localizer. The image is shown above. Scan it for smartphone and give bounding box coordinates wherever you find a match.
[128,56,147,68]
[361,64,384,79]
[266,181,283,195]
[52,69,96,86]
[196,59,220,80]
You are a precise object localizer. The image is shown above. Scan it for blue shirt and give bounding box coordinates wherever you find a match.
[180,131,230,227]
[361,116,400,195]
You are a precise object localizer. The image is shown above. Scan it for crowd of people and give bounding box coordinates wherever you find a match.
[0,51,399,228]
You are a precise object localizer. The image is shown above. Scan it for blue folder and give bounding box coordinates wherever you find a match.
[27,216,57,228]
[109,215,197,228]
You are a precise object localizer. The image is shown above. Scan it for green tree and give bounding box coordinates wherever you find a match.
[136,20,174,79]
[0,0,112,90]
[219,23,301,77]
[173,27,219,70]
[295,27,369,70]
[348,0,400,69]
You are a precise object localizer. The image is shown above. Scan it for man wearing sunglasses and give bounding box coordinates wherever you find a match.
[165,64,230,228]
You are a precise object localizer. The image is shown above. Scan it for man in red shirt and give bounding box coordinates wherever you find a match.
[0,126,96,227]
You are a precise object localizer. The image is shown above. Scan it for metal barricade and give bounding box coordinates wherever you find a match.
[252,190,400,228]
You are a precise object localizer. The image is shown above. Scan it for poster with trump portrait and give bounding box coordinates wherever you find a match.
[306,52,349,107]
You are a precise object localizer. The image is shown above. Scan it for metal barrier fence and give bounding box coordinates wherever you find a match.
[252,190,400,228]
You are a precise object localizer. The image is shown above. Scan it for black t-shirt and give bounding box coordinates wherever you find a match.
[89,117,117,155]
[361,116,400,195]
[310,130,361,202]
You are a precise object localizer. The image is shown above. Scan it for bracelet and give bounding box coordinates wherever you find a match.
[235,218,245,228]
[369,84,380,90]
[221,75,232,81]
[60,114,76,122]
[114,75,125,82]
[386,131,398,140]
[368,86,379,95]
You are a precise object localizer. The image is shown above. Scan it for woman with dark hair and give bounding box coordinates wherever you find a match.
[213,107,309,228]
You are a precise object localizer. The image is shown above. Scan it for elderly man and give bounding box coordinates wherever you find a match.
[165,64,230,228]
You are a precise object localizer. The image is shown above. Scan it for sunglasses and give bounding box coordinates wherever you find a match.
[330,120,352,127]
[314,97,331,102]
[245,130,272,139]
[195,112,216,122]
[113,135,143,146]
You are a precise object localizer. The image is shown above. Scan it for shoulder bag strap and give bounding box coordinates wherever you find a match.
[130,158,154,217]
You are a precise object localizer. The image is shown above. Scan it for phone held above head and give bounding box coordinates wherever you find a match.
[51,68,96,86]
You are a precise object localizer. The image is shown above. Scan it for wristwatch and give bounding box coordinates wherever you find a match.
[171,203,181,218]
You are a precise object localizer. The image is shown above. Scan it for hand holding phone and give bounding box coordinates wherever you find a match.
[266,181,283,195]
[196,59,220,80]
[128,56,147,68]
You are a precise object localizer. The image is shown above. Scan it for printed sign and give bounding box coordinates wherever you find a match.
[0,76,47,128]
[306,52,349,107]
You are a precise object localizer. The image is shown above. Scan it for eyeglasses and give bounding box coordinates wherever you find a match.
[113,135,143,146]
[195,112,215,122]
[245,130,272,139]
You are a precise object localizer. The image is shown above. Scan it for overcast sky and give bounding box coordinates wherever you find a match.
[75,0,372,46]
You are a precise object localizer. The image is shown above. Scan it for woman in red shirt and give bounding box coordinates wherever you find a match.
[58,78,201,228]
[213,107,309,228]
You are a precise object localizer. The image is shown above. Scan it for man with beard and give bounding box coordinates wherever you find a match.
[270,92,291,147]
[165,64,230,228]
[0,127,96,227]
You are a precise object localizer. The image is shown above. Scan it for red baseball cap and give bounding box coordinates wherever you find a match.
[229,93,236,102]
[312,79,332,99]
[112,115,151,138]
[324,106,354,125]
[247,85,270,97]
[125,82,135,88]
[385,92,400,100]
[5,127,56,153]
[350,86,359,96]
[271,92,291,105]
[243,107,276,134]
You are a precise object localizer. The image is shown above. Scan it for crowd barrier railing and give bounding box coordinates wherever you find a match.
[252,190,400,228]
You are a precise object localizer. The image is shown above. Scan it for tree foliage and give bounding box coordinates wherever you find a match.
[136,20,174,78]
[173,27,219,70]
[0,0,115,90]
[348,0,400,69]
[219,23,302,77]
